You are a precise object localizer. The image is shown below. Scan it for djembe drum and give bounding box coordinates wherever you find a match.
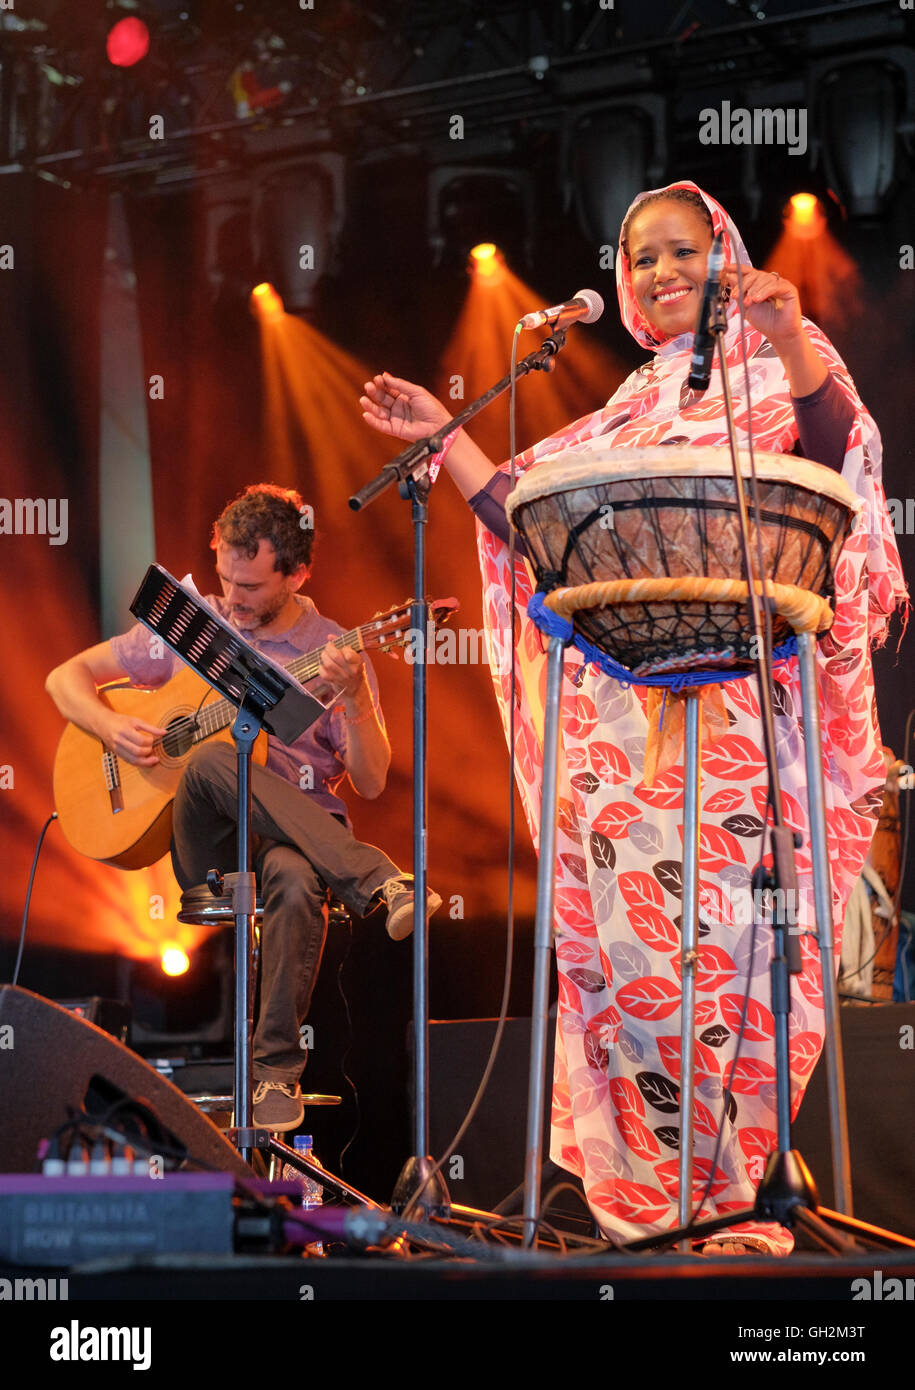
[505,444,861,1238]
[506,444,856,671]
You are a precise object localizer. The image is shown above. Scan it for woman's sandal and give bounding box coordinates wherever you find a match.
[693,1235,779,1256]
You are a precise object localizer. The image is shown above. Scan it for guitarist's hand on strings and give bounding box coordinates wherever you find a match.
[101,710,168,768]
[318,641,370,702]
[318,639,389,797]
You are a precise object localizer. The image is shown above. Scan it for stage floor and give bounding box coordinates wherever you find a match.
[6,1245,913,1300]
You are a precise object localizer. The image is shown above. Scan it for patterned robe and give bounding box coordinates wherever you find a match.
[476,182,907,1251]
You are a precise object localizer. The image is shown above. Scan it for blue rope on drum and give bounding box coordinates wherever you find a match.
[526,590,797,692]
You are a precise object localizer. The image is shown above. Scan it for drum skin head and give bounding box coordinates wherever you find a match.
[505,445,860,521]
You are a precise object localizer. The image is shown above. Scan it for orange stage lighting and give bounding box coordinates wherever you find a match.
[250,282,285,319]
[161,944,190,977]
[250,282,627,922]
[765,217,860,332]
[250,312,460,890]
[785,193,826,241]
[469,243,504,281]
[426,263,629,915]
[3,405,209,962]
[435,259,628,465]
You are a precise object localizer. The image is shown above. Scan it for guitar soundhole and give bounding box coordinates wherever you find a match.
[162,715,196,760]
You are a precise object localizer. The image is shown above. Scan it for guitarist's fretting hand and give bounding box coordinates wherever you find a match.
[101,710,168,768]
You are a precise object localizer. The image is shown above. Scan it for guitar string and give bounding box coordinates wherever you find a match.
[110,625,368,789]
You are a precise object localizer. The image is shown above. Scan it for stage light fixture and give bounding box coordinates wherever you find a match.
[255,156,346,317]
[106,16,150,68]
[790,193,817,218]
[203,179,257,309]
[161,945,190,978]
[563,100,667,253]
[428,166,534,270]
[816,59,906,218]
[250,281,285,319]
[468,243,504,281]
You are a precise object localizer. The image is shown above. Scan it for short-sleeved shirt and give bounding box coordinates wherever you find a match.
[109,592,383,826]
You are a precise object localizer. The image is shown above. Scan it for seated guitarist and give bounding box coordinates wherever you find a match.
[46,483,441,1132]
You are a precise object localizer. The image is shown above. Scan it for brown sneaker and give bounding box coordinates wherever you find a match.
[252,1080,304,1132]
[380,877,443,942]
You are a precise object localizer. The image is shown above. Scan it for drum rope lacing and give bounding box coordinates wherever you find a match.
[526,588,806,693]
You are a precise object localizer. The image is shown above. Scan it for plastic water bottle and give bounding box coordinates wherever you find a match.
[282,1135,325,1256]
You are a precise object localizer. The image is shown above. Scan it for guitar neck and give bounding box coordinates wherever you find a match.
[190,626,367,743]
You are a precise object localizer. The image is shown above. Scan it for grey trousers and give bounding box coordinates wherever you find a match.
[171,742,400,1083]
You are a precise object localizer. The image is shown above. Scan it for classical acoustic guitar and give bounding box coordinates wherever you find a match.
[53,598,457,870]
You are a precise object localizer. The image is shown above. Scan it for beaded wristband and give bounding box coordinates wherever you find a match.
[428,427,460,484]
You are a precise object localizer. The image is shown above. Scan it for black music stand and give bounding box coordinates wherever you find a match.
[130,566,351,1186]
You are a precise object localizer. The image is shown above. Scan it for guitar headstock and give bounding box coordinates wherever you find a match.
[359,597,460,656]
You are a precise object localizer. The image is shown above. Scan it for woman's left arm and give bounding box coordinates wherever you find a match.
[726,265,853,468]
[773,333,829,397]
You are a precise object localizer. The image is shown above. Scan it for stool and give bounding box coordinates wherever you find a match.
[177,874,352,930]
[185,1092,342,1179]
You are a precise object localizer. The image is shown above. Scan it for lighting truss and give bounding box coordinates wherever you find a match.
[0,0,909,189]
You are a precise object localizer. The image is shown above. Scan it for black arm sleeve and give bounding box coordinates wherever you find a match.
[791,371,855,473]
[467,473,530,557]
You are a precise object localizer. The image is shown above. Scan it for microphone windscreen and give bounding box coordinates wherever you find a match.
[575,289,605,324]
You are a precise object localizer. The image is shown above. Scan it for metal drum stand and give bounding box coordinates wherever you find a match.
[522,572,915,1253]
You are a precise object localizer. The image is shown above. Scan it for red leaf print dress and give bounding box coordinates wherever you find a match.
[476,183,908,1252]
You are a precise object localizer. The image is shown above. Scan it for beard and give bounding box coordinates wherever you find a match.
[230,592,288,633]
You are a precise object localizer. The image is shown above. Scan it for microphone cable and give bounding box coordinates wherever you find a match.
[10,811,59,988]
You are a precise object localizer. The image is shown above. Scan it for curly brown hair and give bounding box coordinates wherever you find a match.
[210,484,314,576]
[620,188,714,262]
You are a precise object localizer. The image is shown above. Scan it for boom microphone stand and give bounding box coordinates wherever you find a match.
[350,332,571,1215]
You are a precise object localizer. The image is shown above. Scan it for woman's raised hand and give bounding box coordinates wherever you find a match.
[724,264,803,348]
[361,369,501,501]
[725,263,827,396]
[360,372,452,444]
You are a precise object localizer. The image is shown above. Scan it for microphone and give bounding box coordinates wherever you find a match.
[519,289,604,331]
[687,232,726,392]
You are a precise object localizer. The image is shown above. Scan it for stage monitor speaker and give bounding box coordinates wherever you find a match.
[428,1018,554,1214]
[431,1008,915,1239]
[792,1000,915,1237]
[0,986,249,1178]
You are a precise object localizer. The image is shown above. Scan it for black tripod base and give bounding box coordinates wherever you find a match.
[391,1155,451,1219]
[625,1149,915,1255]
[755,1148,819,1224]
[227,1127,376,1207]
